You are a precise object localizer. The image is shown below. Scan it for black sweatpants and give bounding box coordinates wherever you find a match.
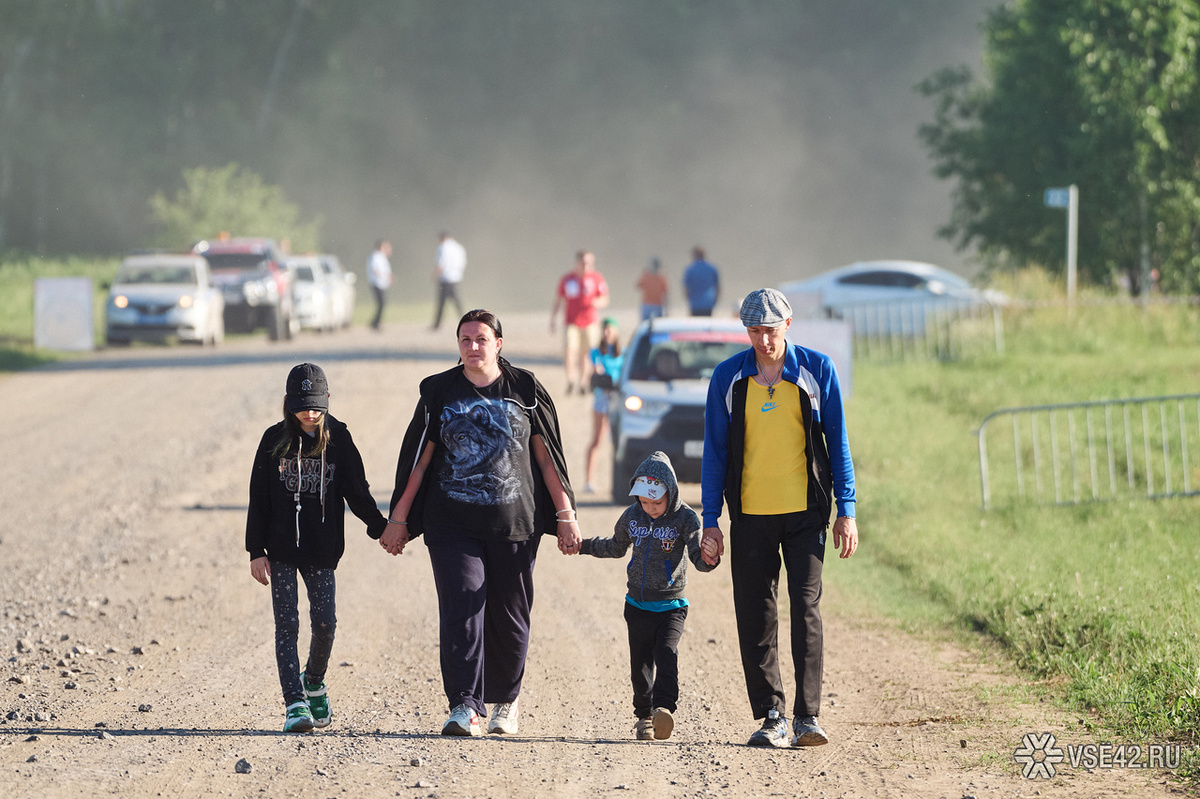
[730,510,827,720]
[270,561,337,706]
[624,603,688,719]
[426,532,539,717]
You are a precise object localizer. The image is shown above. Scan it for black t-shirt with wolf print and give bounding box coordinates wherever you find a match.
[422,371,540,541]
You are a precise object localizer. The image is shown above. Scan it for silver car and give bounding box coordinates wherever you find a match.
[779,260,1003,335]
[105,254,225,346]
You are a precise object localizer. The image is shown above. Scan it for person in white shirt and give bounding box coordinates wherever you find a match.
[367,240,393,331]
[432,232,467,330]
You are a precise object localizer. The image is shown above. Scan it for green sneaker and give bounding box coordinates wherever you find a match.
[302,672,331,729]
[284,701,314,733]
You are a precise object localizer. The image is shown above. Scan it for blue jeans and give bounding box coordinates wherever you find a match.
[270,561,337,706]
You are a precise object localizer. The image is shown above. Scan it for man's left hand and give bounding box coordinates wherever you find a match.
[832,516,858,559]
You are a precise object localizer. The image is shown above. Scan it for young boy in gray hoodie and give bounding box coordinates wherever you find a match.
[579,451,720,740]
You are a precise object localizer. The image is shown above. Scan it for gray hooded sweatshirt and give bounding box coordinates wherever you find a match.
[580,451,718,603]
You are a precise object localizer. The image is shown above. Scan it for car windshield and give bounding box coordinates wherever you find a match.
[206,253,269,273]
[115,265,198,285]
[628,331,747,381]
[293,265,316,282]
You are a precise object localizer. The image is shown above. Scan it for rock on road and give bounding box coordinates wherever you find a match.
[0,312,1172,797]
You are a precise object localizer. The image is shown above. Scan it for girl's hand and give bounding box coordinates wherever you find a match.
[250,557,271,585]
[381,521,409,556]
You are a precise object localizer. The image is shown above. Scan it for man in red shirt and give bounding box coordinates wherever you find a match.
[550,250,610,395]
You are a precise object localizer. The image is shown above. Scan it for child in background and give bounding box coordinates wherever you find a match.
[578,451,720,739]
[246,363,388,732]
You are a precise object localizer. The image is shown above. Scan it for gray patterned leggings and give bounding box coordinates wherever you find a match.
[270,561,336,706]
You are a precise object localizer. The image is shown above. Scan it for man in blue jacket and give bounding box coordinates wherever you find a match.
[699,287,859,748]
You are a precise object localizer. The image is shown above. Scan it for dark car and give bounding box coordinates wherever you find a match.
[608,317,750,503]
[194,237,296,340]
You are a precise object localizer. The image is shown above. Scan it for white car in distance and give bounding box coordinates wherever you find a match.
[105,254,225,346]
[318,254,356,329]
[286,255,337,332]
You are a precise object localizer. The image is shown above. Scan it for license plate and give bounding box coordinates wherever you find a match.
[684,440,704,458]
[139,314,167,324]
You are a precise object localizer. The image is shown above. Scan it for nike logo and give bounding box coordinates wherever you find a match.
[761,402,778,412]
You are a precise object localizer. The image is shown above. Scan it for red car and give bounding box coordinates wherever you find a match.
[194,237,296,340]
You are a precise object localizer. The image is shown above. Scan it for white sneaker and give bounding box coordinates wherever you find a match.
[488,699,519,735]
[441,704,482,737]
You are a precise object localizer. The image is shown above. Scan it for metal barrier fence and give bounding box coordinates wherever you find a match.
[842,300,1005,361]
[977,393,1200,509]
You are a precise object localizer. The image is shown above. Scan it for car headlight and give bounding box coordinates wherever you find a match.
[113,295,129,309]
[178,295,194,309]
[623,395,672,418]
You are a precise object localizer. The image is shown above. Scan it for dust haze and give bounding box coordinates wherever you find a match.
[276,2,997,313]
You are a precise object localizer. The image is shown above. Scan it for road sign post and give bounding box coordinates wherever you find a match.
[1044,185,1079,308]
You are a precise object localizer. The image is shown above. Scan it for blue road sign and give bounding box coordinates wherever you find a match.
[1044,188,1070,208]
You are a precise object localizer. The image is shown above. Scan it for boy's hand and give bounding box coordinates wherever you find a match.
[701,527,723,566]
[250,556,271,585]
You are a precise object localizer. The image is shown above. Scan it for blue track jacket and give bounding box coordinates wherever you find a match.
[700,343,856,529]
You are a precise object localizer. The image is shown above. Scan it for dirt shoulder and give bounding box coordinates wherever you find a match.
[0,312,1178,797]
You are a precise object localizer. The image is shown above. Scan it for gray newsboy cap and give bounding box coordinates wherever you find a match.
[739,288,792,327]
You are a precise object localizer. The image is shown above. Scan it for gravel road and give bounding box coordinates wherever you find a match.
[0,311,1174,797]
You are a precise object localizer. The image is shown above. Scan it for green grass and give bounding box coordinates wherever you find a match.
[831,299,1200,751]
[0,254,121,369]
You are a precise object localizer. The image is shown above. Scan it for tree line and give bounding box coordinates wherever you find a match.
[920,0,1200,295]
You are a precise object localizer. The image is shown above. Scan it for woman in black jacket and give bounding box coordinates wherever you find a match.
[246,363,388,733]
[381,309,578,738]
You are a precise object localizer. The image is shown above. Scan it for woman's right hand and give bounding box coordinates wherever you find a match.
[381,521,410,556]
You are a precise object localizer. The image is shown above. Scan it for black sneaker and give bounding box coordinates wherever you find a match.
[747,709,789,747]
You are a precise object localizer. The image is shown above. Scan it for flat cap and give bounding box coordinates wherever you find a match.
[739,288,792,327]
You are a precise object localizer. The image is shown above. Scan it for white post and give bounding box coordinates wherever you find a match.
[1066,184,1078,308]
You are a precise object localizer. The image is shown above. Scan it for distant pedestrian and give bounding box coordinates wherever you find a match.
[584,317,624,493]
[367,240,393,331]
[246,363,389,732]
[576,451,720,740]
[432,231,466,330]
[683,246,720,317]
[550,250,609,395]
[636,257,668,321]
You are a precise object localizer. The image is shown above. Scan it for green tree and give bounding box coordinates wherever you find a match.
[149,163,321,252]
[919,0,1200,294]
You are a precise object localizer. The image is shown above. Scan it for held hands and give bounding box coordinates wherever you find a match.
[380,520,410,556]
[832,516,859,559]
[700,527,724,566]
[556,514,582,555]
[250,556,271,586]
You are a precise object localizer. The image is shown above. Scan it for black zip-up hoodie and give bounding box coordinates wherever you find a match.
[389,357,575,540]
[579,451,718,602]
[246,414,388,569]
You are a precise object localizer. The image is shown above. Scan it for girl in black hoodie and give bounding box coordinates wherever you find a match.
[245,363,388,733]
